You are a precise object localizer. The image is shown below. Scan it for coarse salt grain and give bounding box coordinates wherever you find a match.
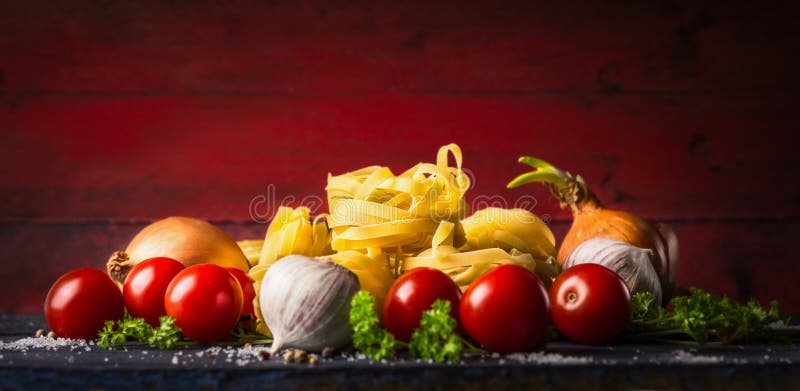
[506,352,593,365]
[0,337,89,352]
[670,350,723,364]
[193,345,272,366]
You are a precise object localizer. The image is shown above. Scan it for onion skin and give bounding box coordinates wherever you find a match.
[106,217,250,283]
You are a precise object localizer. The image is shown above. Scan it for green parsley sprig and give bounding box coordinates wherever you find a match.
[626,287,791,344]
[98,314,183,349]
[349,290,400,360]
[409,300,463,363]
[350,290,480,362]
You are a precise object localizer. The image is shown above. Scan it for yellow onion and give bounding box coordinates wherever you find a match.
[106,216,250,283]
[508,157,679,300]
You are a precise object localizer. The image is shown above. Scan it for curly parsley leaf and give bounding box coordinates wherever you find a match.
[147,316,182,349]
[349,290,397,360]
[409,299,463,363]
[626,288,791,344]
[349,291,470,362]
[97,320,123,349]
[97,314,183,350]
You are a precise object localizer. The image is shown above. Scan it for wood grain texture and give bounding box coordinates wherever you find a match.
[3,315,799,389]
[1,1,797,94]
[0,0,798,314]
[2,315,800,390]
[1,94,797,221]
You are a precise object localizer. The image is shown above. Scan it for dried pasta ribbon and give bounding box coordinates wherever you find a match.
[404,246,536,290]
[403,207,559,290]
[461,207,556,259]
[247,144,559,334]
[325,144,469,258]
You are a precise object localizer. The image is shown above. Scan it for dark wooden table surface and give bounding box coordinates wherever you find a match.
[1,315,798,390]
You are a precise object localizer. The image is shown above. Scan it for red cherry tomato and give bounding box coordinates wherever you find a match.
[123,257,185,327]
[383,267,462,342]
[225,268,257,330]
[164,264,243,342]
[549,263,632,344]
[460,264,549,353]
[44,268,124,340]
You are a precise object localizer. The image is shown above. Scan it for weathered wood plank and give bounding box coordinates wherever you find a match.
[1,94,796,221]
[1,0,798,323]
[2,315,799,390]
[0,1,797,94]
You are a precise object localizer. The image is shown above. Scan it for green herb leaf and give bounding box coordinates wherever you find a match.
[349,292,468,362]
[349,290,397,360]
[147,316,182,349]
[409,299,462,363]
[626,288,790,344]
[97,320,120,349]
[96,314,183,350]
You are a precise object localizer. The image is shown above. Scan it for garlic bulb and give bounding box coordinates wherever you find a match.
[260,255,360,354]
[564,238,663,304]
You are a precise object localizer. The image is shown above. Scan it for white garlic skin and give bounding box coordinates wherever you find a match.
[260,255,360,354]
[564,237,663,304]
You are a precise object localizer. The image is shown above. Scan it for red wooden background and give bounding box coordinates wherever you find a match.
[2,1,799,314]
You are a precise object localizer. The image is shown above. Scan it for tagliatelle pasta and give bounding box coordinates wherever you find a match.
[325,143,470,256]
[247,144,559,333]
[403,208,560,290]
[461,208,555,259]
[404,246,537,288]
[324,145,558,291]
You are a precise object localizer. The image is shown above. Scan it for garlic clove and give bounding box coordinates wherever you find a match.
[564,237,663,304]
[259,255,360,354]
